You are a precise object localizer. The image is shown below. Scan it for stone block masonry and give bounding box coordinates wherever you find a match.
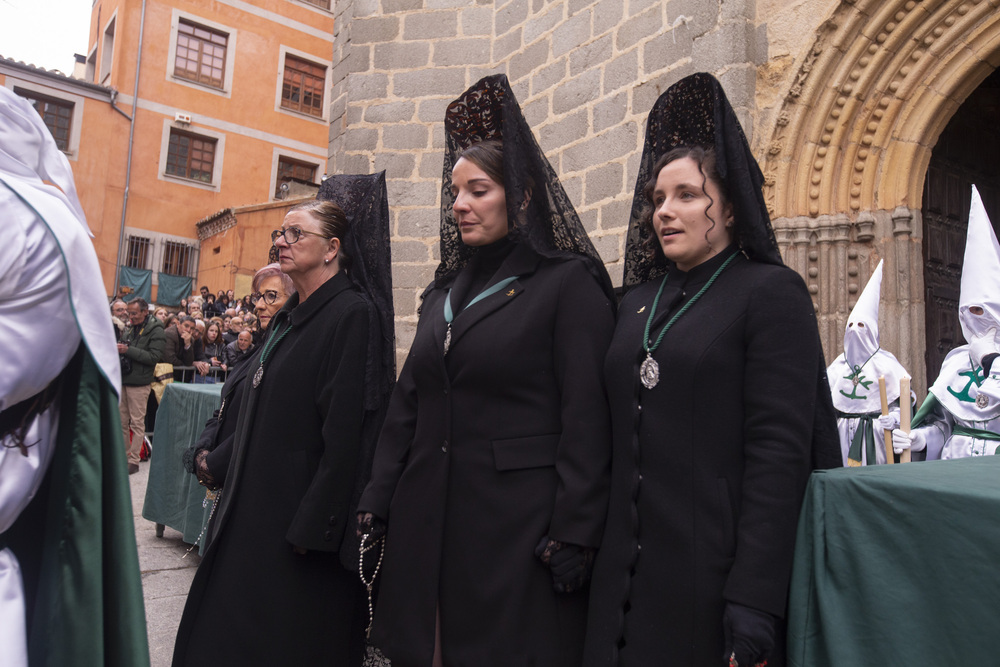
[329,0,761,357]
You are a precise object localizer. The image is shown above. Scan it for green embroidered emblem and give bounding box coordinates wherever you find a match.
[948,366,986,403]
[840,367,873,400]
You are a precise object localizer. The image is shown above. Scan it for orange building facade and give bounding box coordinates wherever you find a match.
[6,0,335,304]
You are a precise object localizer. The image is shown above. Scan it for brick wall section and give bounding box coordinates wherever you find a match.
[328,0,765,363]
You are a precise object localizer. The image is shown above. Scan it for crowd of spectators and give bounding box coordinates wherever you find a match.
[110,285,261,473]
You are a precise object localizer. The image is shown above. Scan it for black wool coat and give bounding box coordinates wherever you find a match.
[359,244,615,667]
[584,251,821,667]
[172,272,369,667]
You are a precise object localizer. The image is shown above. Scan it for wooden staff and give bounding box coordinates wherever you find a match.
[878,376,894,465]
[899,377,912,463]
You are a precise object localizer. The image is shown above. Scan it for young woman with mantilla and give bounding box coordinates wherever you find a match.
[358,74,615,667]
[583,73,840,667]
[172,173,395,667]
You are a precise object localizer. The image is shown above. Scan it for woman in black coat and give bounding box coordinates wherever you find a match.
[172,176,395,667]
[583,73,840,667]
[358,75,615,667]
[183,263,294,506]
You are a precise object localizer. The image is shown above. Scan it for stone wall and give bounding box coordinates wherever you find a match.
[329,0,766,364]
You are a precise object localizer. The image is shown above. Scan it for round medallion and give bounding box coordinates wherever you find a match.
[976,393,989,409]
[252,365,264,388]
[640,355,660,389]
[852,376,860,386]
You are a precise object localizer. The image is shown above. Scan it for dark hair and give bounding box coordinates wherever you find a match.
[288,199,352,271]
[164,315,179,329]
[179,315,195,325]
[205,293,215,303]
[457,140,504,186]
[640,145,732,264]
[127,297,148,311]
[204,321,221,344]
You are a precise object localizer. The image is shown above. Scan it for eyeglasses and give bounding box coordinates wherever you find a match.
[271,227,328,245]
[251,290,280,305]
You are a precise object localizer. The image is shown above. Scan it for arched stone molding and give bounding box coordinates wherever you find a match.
[763,0,1000,219]
[762,0,999,394]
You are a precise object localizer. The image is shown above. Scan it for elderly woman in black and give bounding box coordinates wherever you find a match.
[184,262,293,502]
[173,173,395,667]
[358,74,614,667]
[583,73,840,667]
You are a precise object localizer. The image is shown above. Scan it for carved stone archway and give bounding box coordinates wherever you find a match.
[762,0,1000,394]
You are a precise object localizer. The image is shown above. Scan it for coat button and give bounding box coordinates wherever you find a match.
[442,440,448,453]
[324,530,333,541]
[328,515,337,525]
[443,388,449,396]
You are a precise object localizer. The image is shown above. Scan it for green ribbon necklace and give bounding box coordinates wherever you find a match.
[639,251,739,389]
[252,320,294,388]
[442,276,519,354]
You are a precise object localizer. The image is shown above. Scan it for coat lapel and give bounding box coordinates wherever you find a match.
[447,244,542,352]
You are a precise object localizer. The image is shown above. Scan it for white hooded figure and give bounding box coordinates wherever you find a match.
[0,87,145,666]
[895,186,1000,459]
[827,260,911,465]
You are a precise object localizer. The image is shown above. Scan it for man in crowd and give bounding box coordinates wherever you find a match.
[223,315,243,344]
[162,314,196,367]
[222,329,255,372]
[118,297,165,474]
[110,299,127,341]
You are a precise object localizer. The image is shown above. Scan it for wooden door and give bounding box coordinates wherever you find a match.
[922,69,1000,385]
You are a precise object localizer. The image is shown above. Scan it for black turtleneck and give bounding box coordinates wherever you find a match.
[453,237,516,312]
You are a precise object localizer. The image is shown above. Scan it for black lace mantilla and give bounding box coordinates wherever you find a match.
[623,72,783,289]
[316,172,397,551]
[438,74,614,300]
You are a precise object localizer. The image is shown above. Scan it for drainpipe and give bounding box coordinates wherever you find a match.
[112,0,147,297]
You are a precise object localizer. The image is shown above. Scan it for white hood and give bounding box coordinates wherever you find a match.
[844,259,883,369]
[959,185,1000,344]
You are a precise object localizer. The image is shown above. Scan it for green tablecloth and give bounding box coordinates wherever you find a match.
[788,456,1000,666]
[141,382,222,554]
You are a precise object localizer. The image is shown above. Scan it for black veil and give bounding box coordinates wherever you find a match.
[624,72,840,470]
[623,72,783,289]
[315,171,398,562]
[438,74,614,301]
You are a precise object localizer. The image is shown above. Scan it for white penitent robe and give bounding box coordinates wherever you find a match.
[828,351,909,465]
[913,347,1000,459]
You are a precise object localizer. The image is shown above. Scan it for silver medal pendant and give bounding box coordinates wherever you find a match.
[977,393,989,409]
[443,323,452,356]
[252,364,264,388]
[640,353,660,389]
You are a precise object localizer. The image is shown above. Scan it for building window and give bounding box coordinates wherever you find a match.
[100,17,115,83]
[275,157,318,197]
[166,129,217,183]
[162,240,195,276]
[174,20,228,88]
[281,55,325,117]
[125,235,152,269]
[16,89,73,152]
[299,0,331,7]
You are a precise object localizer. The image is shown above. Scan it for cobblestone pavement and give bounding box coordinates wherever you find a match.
[129,460,200,667]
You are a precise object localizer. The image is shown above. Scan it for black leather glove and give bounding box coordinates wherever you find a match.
[356,512,387,540]
[357,513,387,583]
[723,602,776,667]
[534,536,595,594]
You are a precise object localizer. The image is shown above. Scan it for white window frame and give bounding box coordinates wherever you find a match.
[157,119,226,191]
[287,0,334,15]
[166,9,238,98]
[100,12,117,85]
[7,81,85,161]
[269,147,325,200]
[274,45,332,123]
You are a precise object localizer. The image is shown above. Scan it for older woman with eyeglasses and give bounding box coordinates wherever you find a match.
[184,263,293,518]
[174,184,395,666]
